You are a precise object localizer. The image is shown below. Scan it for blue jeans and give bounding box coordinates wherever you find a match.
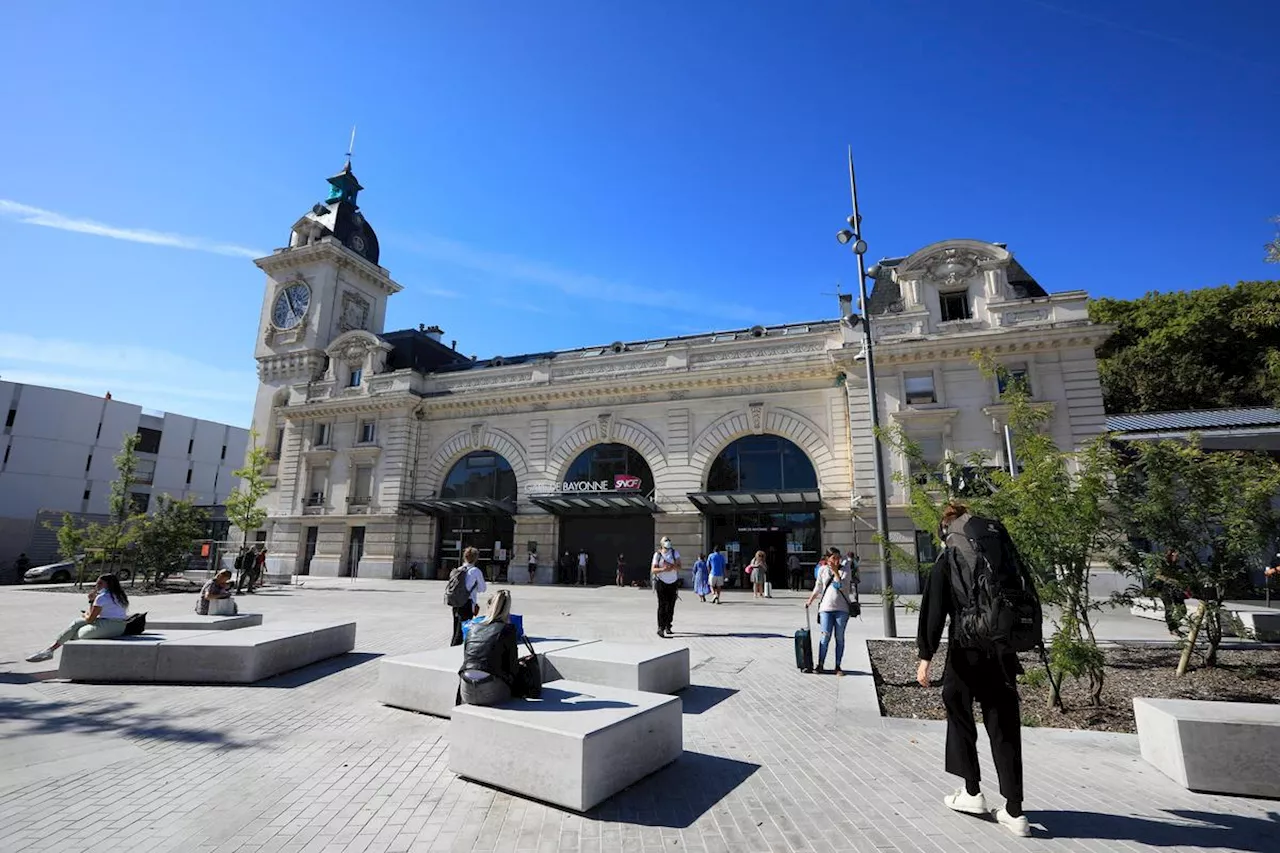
[818,610,849,669]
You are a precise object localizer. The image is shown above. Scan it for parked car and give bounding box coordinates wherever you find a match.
[24,556,131,584]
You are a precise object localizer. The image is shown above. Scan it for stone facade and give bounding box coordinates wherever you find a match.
[250,177,1110,592]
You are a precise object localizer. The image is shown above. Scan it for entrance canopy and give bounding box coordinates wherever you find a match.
[687,489,822,514]
[529,493,661,516]
[404,498,515,517]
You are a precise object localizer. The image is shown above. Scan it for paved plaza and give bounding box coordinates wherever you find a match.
[1,580,1275,853]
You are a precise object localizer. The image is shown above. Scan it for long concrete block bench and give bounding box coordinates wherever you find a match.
[450,679,682,812]
[145,613,263,631]
[377,639,598,719]
[1131,598,1279,641]
[1134,697,1280,798]
[59,621,356,684]
[542,642,690,695]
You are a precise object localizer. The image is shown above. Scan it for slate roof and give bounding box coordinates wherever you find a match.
[1106,408,1280,434]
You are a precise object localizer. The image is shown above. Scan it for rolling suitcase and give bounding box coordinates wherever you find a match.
[794,605,814,672]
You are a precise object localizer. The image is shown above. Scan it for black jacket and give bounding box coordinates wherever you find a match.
[460,620,519,685]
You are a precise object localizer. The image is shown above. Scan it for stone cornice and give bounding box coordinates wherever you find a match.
[840,324,1113,367]
[255,240,403,295]
[258,350,327,383]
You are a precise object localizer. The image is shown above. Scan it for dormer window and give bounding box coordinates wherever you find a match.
[939,290,972,322]
[348,367,363,387]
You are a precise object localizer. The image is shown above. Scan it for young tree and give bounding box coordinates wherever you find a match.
[99,431,145,585]
[136,496,209,588]
[1114,438,1280,674]
[224,431,272,551]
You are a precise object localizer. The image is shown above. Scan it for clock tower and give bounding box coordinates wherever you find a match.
[248,159,402,503]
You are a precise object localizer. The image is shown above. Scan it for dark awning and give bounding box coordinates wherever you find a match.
[686,490,822,514]
[528,493,661,516]
[403,498,515,517]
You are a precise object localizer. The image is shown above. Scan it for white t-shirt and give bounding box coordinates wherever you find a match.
[463,564,487,606]
[528,553,537,566]
[651,549,680,585]
[578,552,588,568]
[94,590,128,620]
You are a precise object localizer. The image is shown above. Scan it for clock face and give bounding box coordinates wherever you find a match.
[349,233,366,255]
[271,283,311,330]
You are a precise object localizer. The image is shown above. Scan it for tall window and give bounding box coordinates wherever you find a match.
[135,459,156,485]
[314,423,332,447]
[908,435,945,485]
[359,420,376,444]
[273,427,285,457]
[130,492,150,513]
[903,371,937,405]
[997,363,1031,396]
[706,435,817,492]
[440,451,516,501]
[563,443,654,492]
[136,427,162,454]
[308,467,328,505]
[939,290,972,322]
[351,466,373,504]
[348,367,363,387]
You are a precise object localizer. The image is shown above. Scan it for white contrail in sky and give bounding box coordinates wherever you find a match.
[0,199,266,259]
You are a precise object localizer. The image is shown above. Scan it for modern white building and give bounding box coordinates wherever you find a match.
[0,382,249,568]
[250,162,1110,590]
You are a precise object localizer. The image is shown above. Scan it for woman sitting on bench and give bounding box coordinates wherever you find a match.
[459,590,519,706]
[26,573,130,663]
[197,569,238,615]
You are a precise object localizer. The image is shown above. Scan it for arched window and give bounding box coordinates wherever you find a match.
[706,435,817,492]
[563,443,654,493]
[440,451,516,501]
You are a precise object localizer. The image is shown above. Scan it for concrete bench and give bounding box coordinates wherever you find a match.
[1131,598,1279,641]
[1134,697,1280,798]
[377,639,598,719]
[450,679,682,812]
[59,621,356,684]
[145,614,263,631]
[542,642,690,695]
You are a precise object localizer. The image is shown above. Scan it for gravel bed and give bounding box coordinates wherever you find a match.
[868,639,1280,733]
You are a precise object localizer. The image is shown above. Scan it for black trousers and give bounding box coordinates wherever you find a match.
[655,580,678,631]
[450,603,475,646]
[941,648,1023,802]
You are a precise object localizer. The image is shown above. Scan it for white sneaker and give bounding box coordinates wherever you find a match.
[995,808,1031,837]
[25,649,53,663]
[944,789,988,815]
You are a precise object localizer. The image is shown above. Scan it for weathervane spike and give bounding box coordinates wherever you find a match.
[346,124,357,164]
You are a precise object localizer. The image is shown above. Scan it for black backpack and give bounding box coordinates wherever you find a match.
[946,515,1042,654]
[444,566,473,608]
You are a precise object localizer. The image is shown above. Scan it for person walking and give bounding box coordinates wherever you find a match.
[692,554,711,602]
[805,554,856,674]
[576,549,589,586]
[446,548,488,646]
[916,502,1031,838]
[707,546,726,603]
[787,551,802,591]
[26,574,130,662]
[527,550,538,585]
[651,536,681,637]
[616,553,626,587]
[253,546,267,591]
[558,550,573,585]
[458,590,520,706]
[748,550,767,599]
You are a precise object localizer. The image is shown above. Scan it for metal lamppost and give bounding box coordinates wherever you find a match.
[836,146,897,638]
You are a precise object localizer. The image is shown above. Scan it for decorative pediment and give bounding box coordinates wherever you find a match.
[894,240,1011,283]
[325,330,392,377]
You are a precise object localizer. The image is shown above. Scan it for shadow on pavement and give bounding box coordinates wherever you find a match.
[674,631,788,639]
[677,684,737,714]
[1036,809,1280,851]
[589,751,759,827]
[0,695,248,748]
[250,652,382,688]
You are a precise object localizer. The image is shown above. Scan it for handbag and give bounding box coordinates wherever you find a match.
[824,571,861,619]
[123,612,147,636]
[513,636,542,699]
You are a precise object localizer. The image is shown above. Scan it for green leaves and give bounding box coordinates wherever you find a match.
[136,496,209,587]
[224,430,272,548]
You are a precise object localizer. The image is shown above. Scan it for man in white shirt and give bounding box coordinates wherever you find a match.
[449,547,488,646]
[651,536,682,638]
[577,549,589,586]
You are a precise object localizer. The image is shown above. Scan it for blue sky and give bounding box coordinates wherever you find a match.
[1,1,1277,428]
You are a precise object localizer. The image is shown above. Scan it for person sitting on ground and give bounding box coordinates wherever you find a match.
[458,589,520,706]
[196,569,237,615]
[26,573,130,662]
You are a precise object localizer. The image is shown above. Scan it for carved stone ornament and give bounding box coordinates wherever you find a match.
[597,412,614,442]
[923,248,991,287]
[1000,308,1051,327]
[748,402,766,435]
[339,290,371,333]
[470,423,484,448]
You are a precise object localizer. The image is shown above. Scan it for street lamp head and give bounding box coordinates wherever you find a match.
[867,263,883,279]
[851,239,868,255]
[836,229,855,245]
[846,214,860,228]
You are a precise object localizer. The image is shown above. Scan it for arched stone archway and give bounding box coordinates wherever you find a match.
[689,405,838,490]
[422,425,529,498]
[546,415,667,484]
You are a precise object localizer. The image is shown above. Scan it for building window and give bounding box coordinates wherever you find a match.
[997,363,1032,396]
[705,435,817,492]
[273,427,285,457]
[908,435,945,486]
[86,453,93,472]
[348,367,363,387]
[314,423,331,447]
[2,445,9,466]
[441,451,517,501]
[83,488,91,501]
[351,466,373,505]
[186,467,193,485]
[130,492,150,514]
[939,290,972,322]
[903,371,936,405]
[136,427,162,455]
[359,420,376,444]
[220,444,227,460]
[915,529,940,567]
[135,459,156,485]
[308,467,328,505]
[188,438,194,455]
[4,408,15,429]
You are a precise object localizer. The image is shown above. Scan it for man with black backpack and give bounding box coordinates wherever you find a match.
[917,502,1041,839]
[445,547,487,646]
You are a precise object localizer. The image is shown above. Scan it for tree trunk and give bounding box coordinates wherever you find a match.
[1177,601,1207,676]
[1204,606,1221,668]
